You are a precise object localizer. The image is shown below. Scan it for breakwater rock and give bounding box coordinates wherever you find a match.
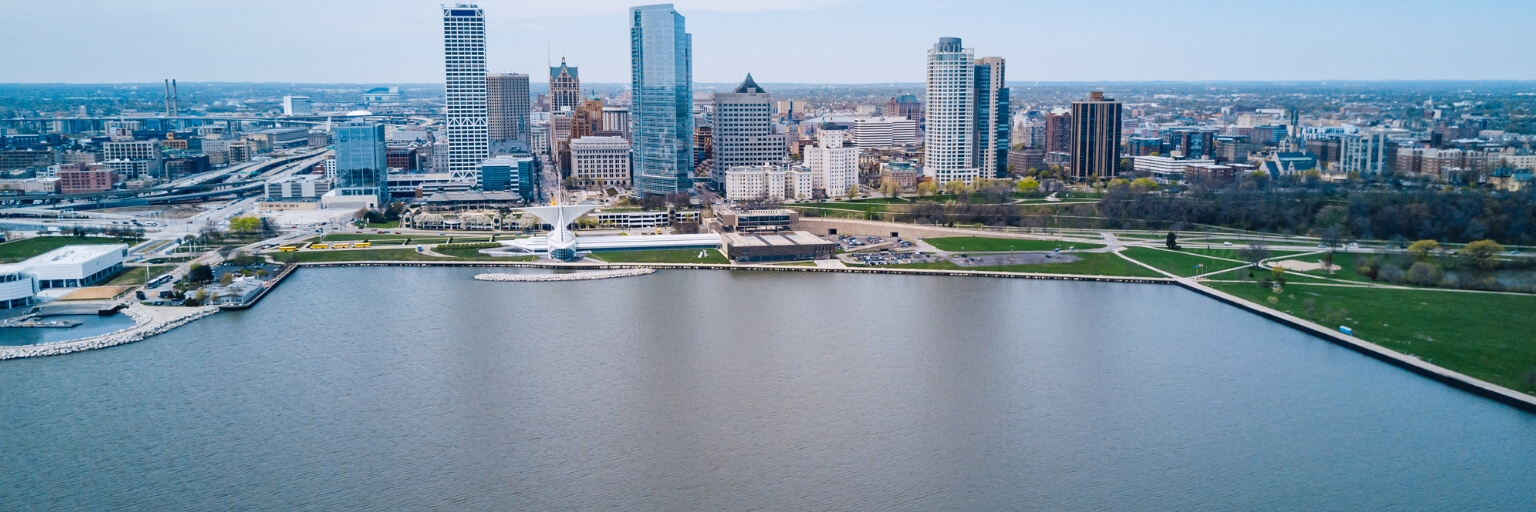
[473,268,656,282]
[0,305,220,360]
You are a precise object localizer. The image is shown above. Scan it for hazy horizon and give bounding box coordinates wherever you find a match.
[3,0,1534,84]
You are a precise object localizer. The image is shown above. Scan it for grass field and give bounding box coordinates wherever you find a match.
[1270,252,1380,283]
[1179,247,1305,261]
[888,252,1163,278]
[924,236,1105,252]
[310,234,414,242]
[289,249,451,263]
[432,246,538,260]
[103,265,176,286]
[1120,247,1249,277]
[1208,281,1536,396]
[590,249,730,264]
[0,236,129,263]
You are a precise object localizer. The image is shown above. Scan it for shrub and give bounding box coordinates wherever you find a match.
[1376,264,1405,283]
[1406,261,1442,286]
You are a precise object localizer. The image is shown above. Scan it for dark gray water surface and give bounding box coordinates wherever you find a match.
[0,313,136,346]
[3,267,1534,511]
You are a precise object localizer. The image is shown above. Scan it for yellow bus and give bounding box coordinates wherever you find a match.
[277,246,298,252]
[353,242,371,248]
[310,243,330,250]
[332,243,351,249]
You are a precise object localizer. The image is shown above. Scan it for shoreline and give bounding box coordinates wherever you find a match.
[0,304,219,360]
[5,260,1532,414]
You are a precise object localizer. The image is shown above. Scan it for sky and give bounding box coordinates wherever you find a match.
[3,0,1535,84]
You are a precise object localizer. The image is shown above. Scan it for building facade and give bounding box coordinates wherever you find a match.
[443,4,489,182]
[974,56,1009,178]
[924,37,977,185]
[710,74,786,187]
[803,128,859,197]
[1340,131,1390,176]
[333,121,389,207]
[1069,92,1123,180]
[630,4,694,195]
[487,73,530,144]
[570,136,632,188]
[724,164,813,202]
[549,59,581,112]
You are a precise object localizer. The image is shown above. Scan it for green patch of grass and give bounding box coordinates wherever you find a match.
[1270,252,1379,283]
[0,236,129,263]
[1179,247,1304,261]
[924,236,1105,252]
[591,249,730,264]
[309,234,414,242]
[1121,247,1249,277]
[887,252,1163,278]
[289,249,451,263]
[103,265,176,286]
[1207,281,1536,396]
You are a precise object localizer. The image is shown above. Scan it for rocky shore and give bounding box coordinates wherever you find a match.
[473,268,656,282]
[0,305,220,360]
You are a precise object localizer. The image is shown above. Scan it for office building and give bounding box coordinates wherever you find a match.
[974,56,1009,178]
[1166,128,1216,159]
[570,136,631,188]
[803,128,859,197]
[282,96,312,116]
[57,164,114,194]
[629,4,694,195]
[1069,91,1122,180]
[1044,110,1072,153]
[442,4,488,182]
[710,74,787,187]
[602,107,631,140]
[487,73,530,144]
[549,59,581,112]
[886,94,922,121]
[924,37,977,185]
[333,121,389,208]
[1008,149,1044,174]
[478,154,535,197]
[848,117,919,149]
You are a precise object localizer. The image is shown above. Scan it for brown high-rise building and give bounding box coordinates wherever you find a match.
[886,94,922,121]
[1044,111,1072,154]
[487,73,530,144]
[1069,91,1122,181]
[549,59,580,112]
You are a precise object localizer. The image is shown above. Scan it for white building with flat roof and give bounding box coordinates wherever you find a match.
[0,264,36,310]
[802,129,859,197]
[570,136,631,188]
[20,243,127,289]
[724,164,813,202]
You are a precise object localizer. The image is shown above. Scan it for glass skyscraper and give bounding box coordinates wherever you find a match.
[974,57,1009,179]
[629,4,693,196]
[333,121,389,207]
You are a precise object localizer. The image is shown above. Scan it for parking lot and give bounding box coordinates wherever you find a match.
[850,251,937,266]
[829,235,914,251]
[947,251,1080,267]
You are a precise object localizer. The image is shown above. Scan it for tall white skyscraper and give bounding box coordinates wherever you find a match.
[803,128,859,197]
[925,37,977,185]
[443,4,488,183]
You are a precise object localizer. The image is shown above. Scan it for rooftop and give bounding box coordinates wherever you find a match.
[23,244,127,266]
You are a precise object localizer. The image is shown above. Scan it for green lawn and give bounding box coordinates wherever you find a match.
[0,236,131,263]
[1208,281,1536,396]
[1121,247,1250,277]
[924,236,1104,252]
[1179,247,1304,261]
[288,249,452,263]
[433,246,538,260]
[888,252,1163,278]
[1270,252,1380,283]
[103,265,176,286]
[591,249,730,264]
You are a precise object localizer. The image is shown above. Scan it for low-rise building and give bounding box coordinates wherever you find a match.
[724,164,813,202]
[20,243,127,289]
[1134,155,1214,182]
[722,231,836,262]
[879,161,919,192]
[0,264,36,311]
[713,206,799,233]
[570,136,631,188]
[590,209,702,229]
[57,164,114,194]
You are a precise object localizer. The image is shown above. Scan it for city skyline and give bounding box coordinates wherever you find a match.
[4,0,1535,84]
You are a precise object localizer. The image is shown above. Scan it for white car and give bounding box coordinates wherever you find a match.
[1223,242,1233,246]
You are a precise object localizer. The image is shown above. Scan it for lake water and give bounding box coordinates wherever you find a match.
[0,313,136,346]
[2,267,1534,510]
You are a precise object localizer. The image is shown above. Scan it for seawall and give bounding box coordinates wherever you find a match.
[0,305,219,360]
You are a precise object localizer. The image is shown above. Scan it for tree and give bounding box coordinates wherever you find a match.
[878,178,900,198]
[218,273,234,286]
[229,216,260,236]
[845,183,861,198]
[1017,177,1040,195]
[259,217,279,238]
[1130,177,1158,192]
[943,180,968,195]
[1165,231,1179,250]
[1406,261,1442,286]
[1319,225,1345,250]
[1407,239,1440,261]
[1460,239,1505,270]
[916,181,937,197]
[186,264,214,284]
[1238,242,1271,267]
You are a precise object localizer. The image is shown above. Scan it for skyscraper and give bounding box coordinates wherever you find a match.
[549,59,581,112]
[487,73,530,144]
[442,4,488,183]
[974,56,1009,178]
[710,74,786,187]
[924,37,977,186]
[629,4,694,196]
[1044,110,1072,154]
[1069,91,1123,181]
[334,121,389,207]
